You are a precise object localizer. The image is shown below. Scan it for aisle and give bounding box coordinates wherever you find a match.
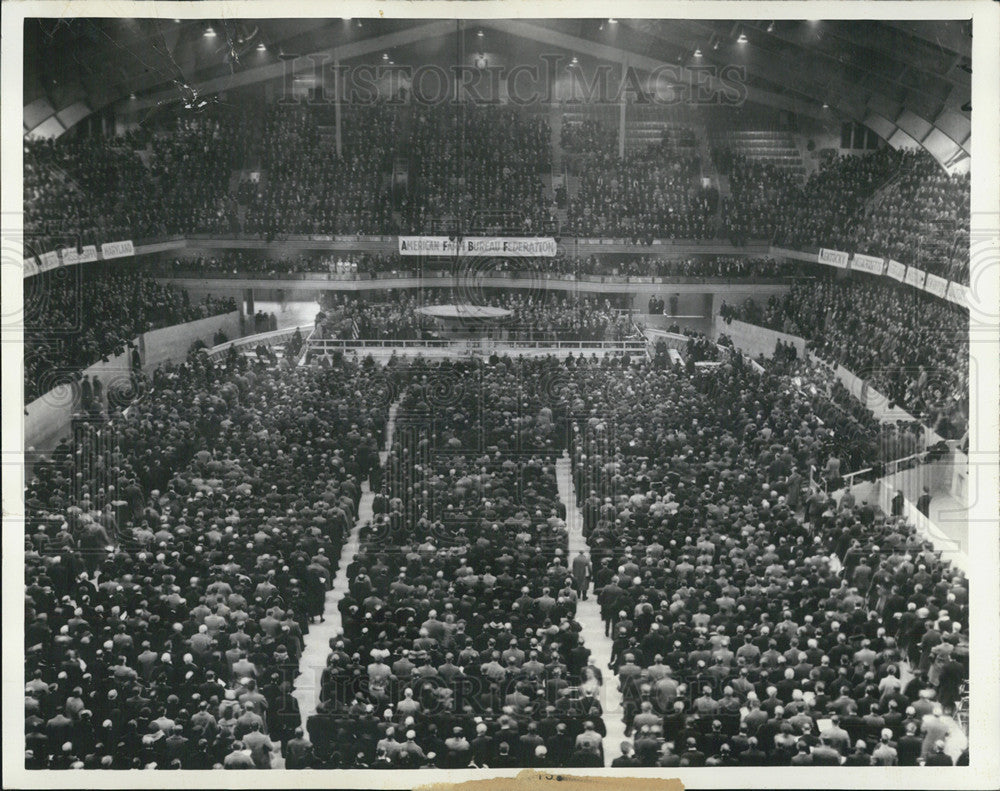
[556,453,627,766]
[291,401,399,727]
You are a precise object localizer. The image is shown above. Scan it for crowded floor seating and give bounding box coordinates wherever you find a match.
[24,348,394,769]
[306,358,609,768]
[566,353,968,766]
[22,330,970,768]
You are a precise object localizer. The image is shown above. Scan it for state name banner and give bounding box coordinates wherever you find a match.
[101,239,135,260]
[886,259,906,281]
[851,253,885,275]
[398,236,557,257]
[60,245,98,266]
[946,281,969,308]
[818,248,850,268]
[24,250,61,276]
[905,266,927,288]
[924,273,948,298]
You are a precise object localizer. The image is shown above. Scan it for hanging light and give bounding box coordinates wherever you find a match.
[693,48,702,58]
[737,32,748,44]
[203,25,217,38]
[257,42,267,52]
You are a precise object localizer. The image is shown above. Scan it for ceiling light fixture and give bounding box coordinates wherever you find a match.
[766,21,775,33]
[257,42,267,52]
[737,32,748,44]
[203,25,217,38]
[693,48,702,57]
[608,18,618,24]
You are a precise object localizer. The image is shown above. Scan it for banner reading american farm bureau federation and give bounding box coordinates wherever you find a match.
[818,248,850,268]
[398,236,558,257]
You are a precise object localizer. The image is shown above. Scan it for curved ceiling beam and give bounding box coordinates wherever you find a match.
[482,19,830,122]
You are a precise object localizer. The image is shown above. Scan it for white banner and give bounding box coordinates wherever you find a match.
[398,236,558,257]
[924,273,948,298]
[905,266,927,288]
[851,253,885,275]
[101,239,135,260]
[24,250,60,277]
[887,259,906,281]
[41,250,60,271]
[946,281,969,308]
[818,248,850,268]
[60,245,98,266]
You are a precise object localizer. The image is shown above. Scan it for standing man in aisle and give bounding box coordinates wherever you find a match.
[572,550,592,601]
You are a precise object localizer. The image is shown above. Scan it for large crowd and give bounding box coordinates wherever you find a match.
[19,92,973,773]
[24,263,235,404]
[25,102,969,282]
[714,147,969,283]
[402,106,554,235]
[846,151,970,284]
[23,345,968,769]
[565,144,717,241]
[566,353,968,766]
[24,348,393,769]
[720,278,969,440]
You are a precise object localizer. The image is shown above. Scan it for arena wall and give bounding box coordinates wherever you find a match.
[25,311,241,453]
[711,315,809,358]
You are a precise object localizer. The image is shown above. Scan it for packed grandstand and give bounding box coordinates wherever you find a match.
[18,16,975,775]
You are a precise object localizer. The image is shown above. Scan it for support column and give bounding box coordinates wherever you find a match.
[244,288,255,317]
[618,57,627,161]
[334,52,342,158]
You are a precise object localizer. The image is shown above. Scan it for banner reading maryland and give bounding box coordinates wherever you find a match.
[399,236,558,257]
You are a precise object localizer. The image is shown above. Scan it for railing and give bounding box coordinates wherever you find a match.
[306,337,649,353]
[153,267,798,286]
[205,324,313,361]
[835,450,926,493]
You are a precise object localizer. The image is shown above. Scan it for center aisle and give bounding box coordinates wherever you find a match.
[291,400,400,728]
[556,453,627,766]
